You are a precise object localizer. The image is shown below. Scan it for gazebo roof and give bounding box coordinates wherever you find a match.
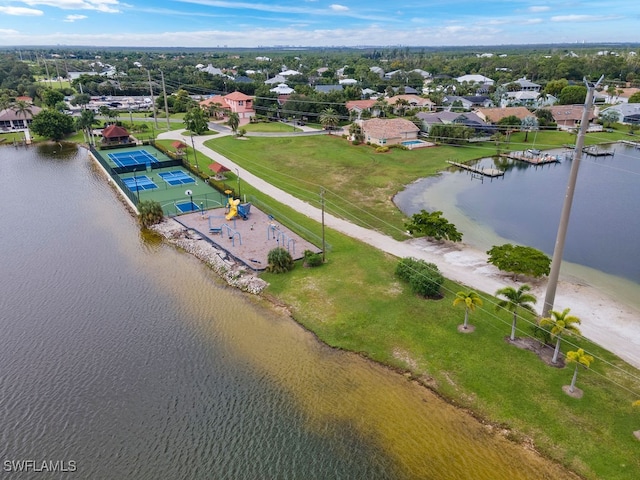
[102,124,130,138]
[171,140,187,150]
[209,162,230,174]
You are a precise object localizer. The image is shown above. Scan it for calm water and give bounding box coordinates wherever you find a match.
[0,144,574,479]
[395,144,640,288]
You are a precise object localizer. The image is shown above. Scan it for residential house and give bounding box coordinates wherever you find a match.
[199,91,255,120]
[415,111,495,137]
[198,64,232,78]
[502,90,540,107]
[600,103,640,124]
[548,105,597,131]
[387,94,434,113]
[475,106,533,124]
[315,84,343,94]
[361,118,419,146]
[410,69,431,80]
[384,70,404,80]
[338,78,358,86]
[461,95,493,108]
[370,66,385,78]
[506,77,541,92]
[264,75,287,85]
[455,74,495,86]
[346,99,379,119]
[279,69,302,77]
[0,105,42,130]
[443,95,474,110]
[269,83,295,95]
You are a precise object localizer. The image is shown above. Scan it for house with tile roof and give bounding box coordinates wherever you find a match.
[387,94,434,114]
[199,91,255,119]
[346,99,379,119]
[416,111,495,136]
[361,118,419,146]
[475,106,533,124]
[548,105,597,130]
[600,103,640,124]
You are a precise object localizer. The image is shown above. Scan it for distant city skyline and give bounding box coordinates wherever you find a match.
[0,1,639,48]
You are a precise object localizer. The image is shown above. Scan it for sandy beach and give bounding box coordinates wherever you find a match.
[159,130,640,371]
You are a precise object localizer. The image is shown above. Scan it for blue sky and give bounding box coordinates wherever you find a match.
[0,0,638,48]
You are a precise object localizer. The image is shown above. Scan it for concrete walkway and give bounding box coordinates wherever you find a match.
[156,129,640,370]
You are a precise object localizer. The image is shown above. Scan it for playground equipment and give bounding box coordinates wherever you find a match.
[225,198,252,221]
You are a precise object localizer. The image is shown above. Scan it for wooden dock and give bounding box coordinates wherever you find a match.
[622,140,640,149]
[582,146,614,157]
[447,161,504,177]
[500,152,560,165]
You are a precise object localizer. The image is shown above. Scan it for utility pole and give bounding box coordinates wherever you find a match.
[147,69,158,129]
[160,70,171,131]
[320,188,326,263]
[542,75,604,319]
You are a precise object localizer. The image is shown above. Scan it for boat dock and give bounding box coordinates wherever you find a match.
[447,161,504,177]
[622,140,640,149]
[582,146,614,157]
[500,151,560,165]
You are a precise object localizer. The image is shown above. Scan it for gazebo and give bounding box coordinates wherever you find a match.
[209,162,230,180]
[171,140,188,154]
[101,124,132,146]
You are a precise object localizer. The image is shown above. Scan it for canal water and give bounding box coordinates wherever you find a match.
[395,143,640,308]
[0,143,575,479]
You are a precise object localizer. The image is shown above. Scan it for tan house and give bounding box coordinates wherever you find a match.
[0,105,42,130]
[199,91,255,119]
[346,99,378,118]
[361,118,420,146]
[475,106,532,124]
[387,94,434,113]
[548,105,597,130]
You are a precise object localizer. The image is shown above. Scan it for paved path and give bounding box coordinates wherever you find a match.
[156,129,640,369]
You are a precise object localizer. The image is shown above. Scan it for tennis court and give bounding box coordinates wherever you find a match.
[122,175,158,191]
[107,150,160,168]
[158,170,196,186]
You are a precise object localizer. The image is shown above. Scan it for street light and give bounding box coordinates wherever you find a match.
[133,169,140,203]
[185,189,194,212]
[235,168,241,199]
[191,133,198,170]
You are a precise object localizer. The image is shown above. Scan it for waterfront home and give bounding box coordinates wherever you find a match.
[361,118,419,146]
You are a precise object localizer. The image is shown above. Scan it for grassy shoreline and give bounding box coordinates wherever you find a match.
[203,132,640,480]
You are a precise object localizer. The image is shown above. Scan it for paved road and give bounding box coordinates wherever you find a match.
[156,129,640,369]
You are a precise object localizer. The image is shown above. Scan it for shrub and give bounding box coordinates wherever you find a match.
[375,146,390,153]
[395,257,444,298]
[138,200,164,228]
[267,247,294,273]
[303,250,323,267]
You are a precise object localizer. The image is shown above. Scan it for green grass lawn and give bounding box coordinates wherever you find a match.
[200,128,640,479]
[242,121,302,133]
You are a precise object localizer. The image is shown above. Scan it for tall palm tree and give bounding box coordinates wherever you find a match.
[319,108,339,130]
[13,100,33,128]
[393,98,411,117]
[453,290,483,330]
[495,284,537,341]
[76,109,98,145]
[539,308,582,364]
[227,112,240,133]
[565,348,593,393]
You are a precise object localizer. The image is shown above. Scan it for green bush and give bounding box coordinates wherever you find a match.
[395,257,444,298]
[267,247,294,273]
[375,146,390,153]
[303,250,323,267]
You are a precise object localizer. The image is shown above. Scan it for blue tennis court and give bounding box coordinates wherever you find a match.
[158,170,196,186]
[108,150,160,168]
[175,201,200,213]
[122,175,158,191]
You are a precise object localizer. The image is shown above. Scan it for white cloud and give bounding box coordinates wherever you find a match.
[21,0,121,13]
[0,6,43,15]
[551,15,597,22]
[329,4,349,11]
[64,14,88,22]
[0,28,21,34]
[529,6,550,13]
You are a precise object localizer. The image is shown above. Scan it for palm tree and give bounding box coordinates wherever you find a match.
[565,348,594,394]
[13,100,33,128]
[495,284,537,341]
[319,108,339,130]
[539,308,582,364]
[75,109,98,145]
[453,290,483,330]
[394,98,411,117]
[521,116,539,142]
[227,112,240,133]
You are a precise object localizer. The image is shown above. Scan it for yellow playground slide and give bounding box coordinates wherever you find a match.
[226,198,240,220]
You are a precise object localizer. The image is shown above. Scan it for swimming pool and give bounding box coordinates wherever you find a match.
[402,140,424,146]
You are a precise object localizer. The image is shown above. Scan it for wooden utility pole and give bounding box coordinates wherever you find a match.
[160,70,170,131]
[147,69,158,129]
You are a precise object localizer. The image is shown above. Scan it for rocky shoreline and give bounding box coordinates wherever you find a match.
[151,218,268,295]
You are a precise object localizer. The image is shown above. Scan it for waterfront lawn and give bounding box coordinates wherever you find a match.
[258,217,640,480]
[242,121,302,133]
[205,129,626,240]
